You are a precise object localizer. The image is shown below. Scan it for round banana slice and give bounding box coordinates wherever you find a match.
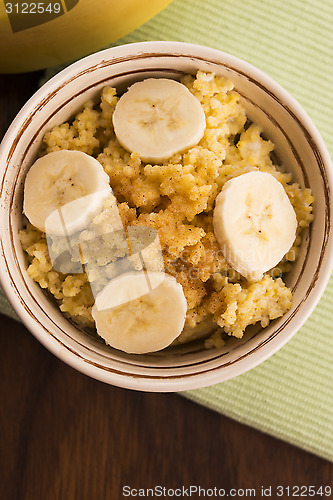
[23,150,111,236]
[213,171,298,281]
[92,271,187,354]
[112,78,206,163]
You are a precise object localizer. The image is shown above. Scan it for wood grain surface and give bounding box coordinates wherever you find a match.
[1,73,333,500]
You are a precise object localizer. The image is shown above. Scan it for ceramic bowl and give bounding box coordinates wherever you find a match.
[0,41,332,391]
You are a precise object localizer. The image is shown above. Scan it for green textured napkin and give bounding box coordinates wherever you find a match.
[2,0,333,461]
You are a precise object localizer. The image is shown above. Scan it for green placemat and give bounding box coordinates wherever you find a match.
[2,0,333,461]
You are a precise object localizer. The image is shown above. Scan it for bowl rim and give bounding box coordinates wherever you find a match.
[1,41,333,392]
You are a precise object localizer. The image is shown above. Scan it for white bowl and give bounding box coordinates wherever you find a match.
[1,41,332,392]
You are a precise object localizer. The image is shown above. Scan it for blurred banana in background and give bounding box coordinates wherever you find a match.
[0,0,173,73]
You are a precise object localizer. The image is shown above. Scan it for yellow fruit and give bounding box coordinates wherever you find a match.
[0,0,173,73]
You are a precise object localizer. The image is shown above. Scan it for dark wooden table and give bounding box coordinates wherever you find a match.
[1,73,333,500]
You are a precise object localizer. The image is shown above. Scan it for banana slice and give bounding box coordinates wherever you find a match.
[112,78,206,163]
[92,271,187,354]
[213,171,297,281]
[23,150,111,236]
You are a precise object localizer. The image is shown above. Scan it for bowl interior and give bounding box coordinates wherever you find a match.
[1,45,330,390]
